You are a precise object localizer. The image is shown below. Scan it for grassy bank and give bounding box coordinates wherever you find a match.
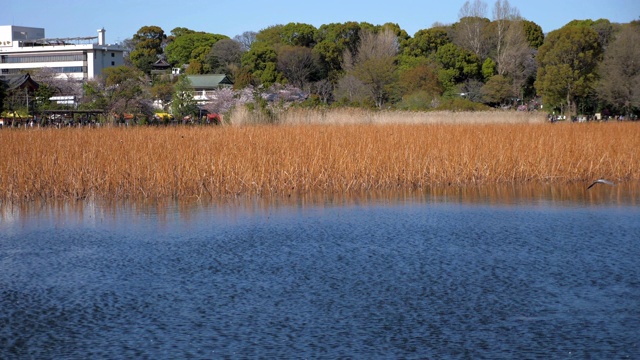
[1,113,638,202]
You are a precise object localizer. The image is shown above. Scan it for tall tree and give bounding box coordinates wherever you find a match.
[129,26,166,73]
[205,38,244,76]
[597,25,640,115]
[313,22,363,80]
[277,46,318,89]
[499,22,536,99]
[455,0,490,58]
[492,0,521,75]
[241,42,282,86]
[434,43,482,90]
[535,25,602,115]
[165,31,228,67]
[343,28,399,108]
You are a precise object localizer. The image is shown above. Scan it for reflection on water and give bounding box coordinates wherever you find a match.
[3,182,639,225]
[1,184,639,359]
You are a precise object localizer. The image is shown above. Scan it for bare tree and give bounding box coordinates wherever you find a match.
[277,46,317,89]
[206,38,244,77]
[492,0,521,75]
[233,31,257,52]
[334,74,371,104]
[597,25,640,115]
[30,67,83,97]
[500,22,535,98]
[311,79,334,104]
[456,0,490,58]
[342,28,398,108]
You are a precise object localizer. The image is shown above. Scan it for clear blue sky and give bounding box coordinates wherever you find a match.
[1,0,638,43]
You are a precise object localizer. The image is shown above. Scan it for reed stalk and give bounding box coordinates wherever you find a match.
[1,111,638,203]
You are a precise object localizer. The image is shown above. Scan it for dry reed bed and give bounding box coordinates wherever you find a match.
[1,121,638,202]
[232,107,547,125]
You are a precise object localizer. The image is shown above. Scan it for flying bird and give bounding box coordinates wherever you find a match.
[587,179,615,190]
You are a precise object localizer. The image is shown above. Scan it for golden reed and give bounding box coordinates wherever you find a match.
[1,111,638,202]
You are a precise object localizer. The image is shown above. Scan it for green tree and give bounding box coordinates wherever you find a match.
[482,57,496,80]
[313,22,364,79]
[102,65,153,120]
[434,43,482,89]
[150,79,174,110]
[129,26,166,73]
[165,31,228,67]
[185,60,204,75]
[313,40,342,80]
[403,27,451,57]
[535,25,602,115]
[522,20,544,48]
[566,19,616,49]
[168,27,196,42]
[241,42,282,86]
[33,84,56,111]
[397,62,442,99]
[255,25,285,45]
[259,62,282,86]
[480,74,511,105]
[279,23,317,47]
[79,81,108,111]
[171,75,199,120]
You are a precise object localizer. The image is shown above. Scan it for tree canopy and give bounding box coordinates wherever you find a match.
[165,31,228,67]
[107,2,637,115]
[597,25,640,114]
[129,26,167,73]
[535,25,602,115]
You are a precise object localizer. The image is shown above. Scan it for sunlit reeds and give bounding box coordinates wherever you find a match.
[231,107,546,126]
[1,111,638,203]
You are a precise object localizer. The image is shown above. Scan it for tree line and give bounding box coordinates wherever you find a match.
[2,0,639,123]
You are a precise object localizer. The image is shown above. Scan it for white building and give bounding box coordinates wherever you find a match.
[0,25,124,80]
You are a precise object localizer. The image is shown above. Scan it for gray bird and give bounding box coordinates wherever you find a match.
[587,179,615,190]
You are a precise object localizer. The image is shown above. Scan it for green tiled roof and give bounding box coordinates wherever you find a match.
[186,74,233,90]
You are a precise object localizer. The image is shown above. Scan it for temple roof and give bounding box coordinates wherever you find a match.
[0,73,40,91]
[186,74,233,90]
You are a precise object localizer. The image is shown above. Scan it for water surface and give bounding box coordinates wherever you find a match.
[1,184,639,359]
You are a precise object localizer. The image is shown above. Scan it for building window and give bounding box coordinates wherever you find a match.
[111,61,115,66]
[3,53,84,63]
[111,52,115,57]
[48,66,83,73]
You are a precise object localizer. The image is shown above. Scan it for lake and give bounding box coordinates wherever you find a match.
[1,184,639,359]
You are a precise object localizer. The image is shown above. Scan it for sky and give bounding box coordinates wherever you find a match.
[1,0,638,44]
